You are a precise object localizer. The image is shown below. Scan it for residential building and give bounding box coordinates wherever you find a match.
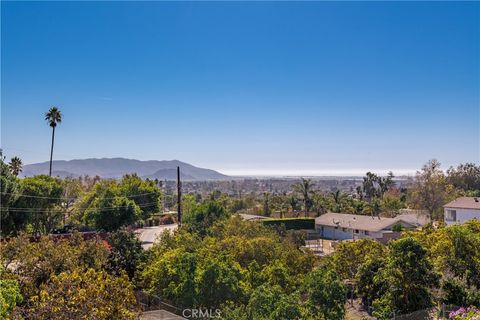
[314,212,423,243]
[443,197,480,225]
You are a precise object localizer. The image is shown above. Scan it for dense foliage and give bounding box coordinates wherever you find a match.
[0,231,141,318]
[140,213,348,319]
[326,220,480,319]
[1,167,162,236]
[1,159,480,319]
[0,266,22,320]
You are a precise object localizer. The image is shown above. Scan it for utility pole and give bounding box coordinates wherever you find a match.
[177,166,182,226]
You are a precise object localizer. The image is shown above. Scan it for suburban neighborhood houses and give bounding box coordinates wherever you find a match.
[444,197,480,225]
[313,197,480,244]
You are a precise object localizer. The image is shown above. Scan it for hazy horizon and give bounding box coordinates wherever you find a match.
[18,156,445,177]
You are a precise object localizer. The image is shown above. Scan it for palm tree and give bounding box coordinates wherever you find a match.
[330,190,346,213]
[45,107,62,176]
[293,178,314,217]
[8,156,23,176]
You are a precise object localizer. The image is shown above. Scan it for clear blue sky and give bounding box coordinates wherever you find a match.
[1,1,479,176]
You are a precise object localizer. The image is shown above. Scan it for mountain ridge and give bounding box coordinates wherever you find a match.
[21,158,230,181]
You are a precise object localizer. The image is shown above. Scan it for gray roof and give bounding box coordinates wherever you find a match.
[444,197,480,210]
[396,213,430,227]
[315,212,417,232]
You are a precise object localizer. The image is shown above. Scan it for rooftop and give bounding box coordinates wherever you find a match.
[315,212,417,232]
[444,197,480,210]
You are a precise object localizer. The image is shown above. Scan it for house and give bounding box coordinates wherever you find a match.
[443,197,480,225]
[314,212,422,242]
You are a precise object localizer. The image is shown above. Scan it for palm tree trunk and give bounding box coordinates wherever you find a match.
[49,126,55,176]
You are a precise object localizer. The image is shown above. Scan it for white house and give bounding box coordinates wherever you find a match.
[444,197,480,225]
[315,212,422,242]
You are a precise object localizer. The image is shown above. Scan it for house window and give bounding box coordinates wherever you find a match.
[342,228,347,232]
[365,231,370,236]
[445,210,457,222]
[354,229,359,234]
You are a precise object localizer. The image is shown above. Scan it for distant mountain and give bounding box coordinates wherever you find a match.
[21,158,230,181]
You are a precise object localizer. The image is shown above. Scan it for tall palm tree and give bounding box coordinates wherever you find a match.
[8,156,23,176]
[293,178,314,217]
[45,107,62,176]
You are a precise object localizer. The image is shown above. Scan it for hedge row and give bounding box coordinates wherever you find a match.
[260,218,315,230]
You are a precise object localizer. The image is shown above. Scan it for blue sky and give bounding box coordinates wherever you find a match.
[1,1,479,176]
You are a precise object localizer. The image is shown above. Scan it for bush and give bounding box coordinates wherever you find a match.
[392,223,404,232]
[24,268,138,320]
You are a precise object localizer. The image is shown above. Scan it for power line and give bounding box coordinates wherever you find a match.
[0,201,160,213]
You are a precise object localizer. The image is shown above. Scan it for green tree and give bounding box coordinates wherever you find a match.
[311,192,329,216]
[196,254,245,308]
[119,174,161,220]
[183,200,230,236]
[15,175,64,234]
[361,172,395,201]
[141,216,315,315]
[329,238,386,281]
[107,228,145,279]
[141,247,198,307]
[378,172,395,198]
[362,172,380,200]
[380,195,405,217]
[330,190,346,213]
[408,220,480,307]
[183,194,200,216]
[25,268,137,320]
[245,285,301,320]
[262,192,271,216]
[0,266,22,320]
[288,195,300,212]
[61,177,83,225]
[303,266,346,320]
[0,161,22,236]
[260,260,294,293]
[442,276,480,307]
[44,107,62,176]
[447,163,480,192]
[356,257,386,310]
[85,194,141,231]
[1,233,109,299]
[372,238,439,319]
[293,178,314,217]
